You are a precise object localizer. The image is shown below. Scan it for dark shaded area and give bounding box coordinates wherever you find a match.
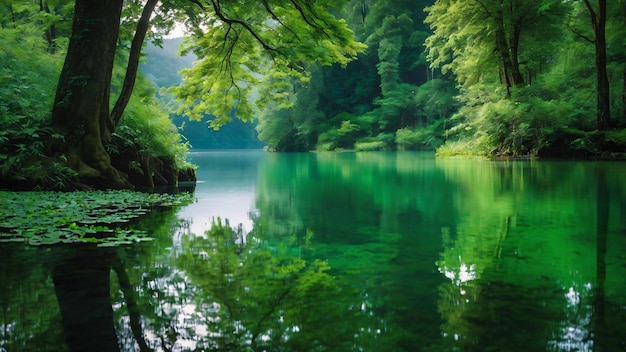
[540,129,626,159]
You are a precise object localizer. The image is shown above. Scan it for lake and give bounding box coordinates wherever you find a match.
[2,150,626,351]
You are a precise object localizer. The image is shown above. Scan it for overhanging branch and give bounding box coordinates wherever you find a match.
[208,0,282,57]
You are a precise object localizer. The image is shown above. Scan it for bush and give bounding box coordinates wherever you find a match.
[0,24,190,189]
[355,141,387,151]
[396,128,431,150]
[436,139,487,157]
[0,26,76,189]
[110,86,189,169]
[316,120,361,150]
[442,85,569,157]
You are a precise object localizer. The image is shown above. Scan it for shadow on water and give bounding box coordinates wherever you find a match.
[591,166,626,352]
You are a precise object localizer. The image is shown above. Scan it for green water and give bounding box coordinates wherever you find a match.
[2,150,626,351]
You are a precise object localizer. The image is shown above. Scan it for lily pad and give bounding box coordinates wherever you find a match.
[0,190,193,247]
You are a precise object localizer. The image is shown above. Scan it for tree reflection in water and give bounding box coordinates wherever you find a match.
[110,215,386,351]
[52,246,120,352]
[435,165,626,352]
[3,154,626,351]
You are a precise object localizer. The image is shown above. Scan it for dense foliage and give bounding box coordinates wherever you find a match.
[2,0,626,191]
[256,0,442,152]
[2,0,364,189]
[0,1,191,189]
[426,0,626,157]
[253,0,626,157]
[140,38,264,149]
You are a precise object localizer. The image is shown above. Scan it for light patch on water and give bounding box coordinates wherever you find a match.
[441,260,477,285]
[548,283,594,351]
[565,286,580,305]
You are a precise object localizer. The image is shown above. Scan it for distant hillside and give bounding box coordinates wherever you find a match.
[140,38,264,150]
[141,38,195,88]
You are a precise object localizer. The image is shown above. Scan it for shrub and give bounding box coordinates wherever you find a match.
[396,128,431,150]
[0,24,190,189]
[355,141,387,151]
[442,85,569,157]
[436,139,487,157]
[0,26,75,189]
[316,120,361,150]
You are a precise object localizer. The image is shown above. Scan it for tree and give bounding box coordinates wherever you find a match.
[50,0,364,188]
[425,0,564,94]
[256,0,437,151]
[581,0,610,130]
[51,0,129,188]
[424,0,578,156]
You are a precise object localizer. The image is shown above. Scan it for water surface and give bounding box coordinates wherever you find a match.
[2,151,625,351]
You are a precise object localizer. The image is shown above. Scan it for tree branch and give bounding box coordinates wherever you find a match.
[208,0,282,57]
[288,0,332,40]
[261,0,301,41]
[187,0,205,10]
[567,23,595,43]
[110,0,159,127]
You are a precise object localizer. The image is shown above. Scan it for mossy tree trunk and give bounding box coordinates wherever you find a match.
[51,0,158,189]
[52,0,128,188]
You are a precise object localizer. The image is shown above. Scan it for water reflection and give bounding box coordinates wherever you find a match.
[53,246,120,352]
[181,150,264,235]
[434,159,626,351]
[2,152,626,351]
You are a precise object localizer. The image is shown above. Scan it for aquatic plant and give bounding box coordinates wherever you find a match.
[0,190,193,246]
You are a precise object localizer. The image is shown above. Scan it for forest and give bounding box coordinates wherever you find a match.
[253,0,626,156]
[1,0,625,190]
[2,2,626,349]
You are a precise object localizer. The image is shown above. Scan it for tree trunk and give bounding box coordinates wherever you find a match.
[110,0,158,127]
[623,1,626,125]
[509,22,525,85]
[495,9,524,96]
[595,2,610,131]
[39,1,57,53]
[51,0,129,188]
[584,0,610,131]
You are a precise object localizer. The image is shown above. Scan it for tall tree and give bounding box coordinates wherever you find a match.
[582,0,610,130]
[50,0,364,188]
[623,0,626,124]
[425,0,564,93]
[51,0,128,187]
